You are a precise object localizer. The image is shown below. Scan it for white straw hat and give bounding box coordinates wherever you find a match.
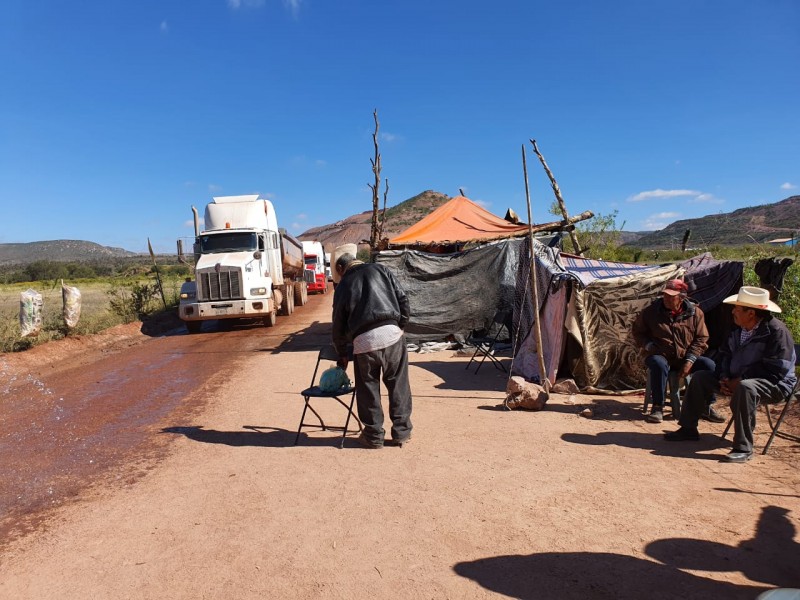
[722,286,781,313]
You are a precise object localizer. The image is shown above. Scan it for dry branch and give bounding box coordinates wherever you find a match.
[530,139,583,255]
[368,109,382,252]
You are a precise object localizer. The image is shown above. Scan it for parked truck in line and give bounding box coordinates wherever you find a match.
[178,195,311,333]
[301,240,328,294]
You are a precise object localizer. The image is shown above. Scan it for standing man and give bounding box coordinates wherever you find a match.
[632,279,719,423]
[332,253,413,449]
[665,286,796,463]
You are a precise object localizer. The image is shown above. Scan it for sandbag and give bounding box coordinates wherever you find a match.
[62,281,82,328]
[20,288,43,338]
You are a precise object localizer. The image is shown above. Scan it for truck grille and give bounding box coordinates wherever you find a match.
[198,268,242,301]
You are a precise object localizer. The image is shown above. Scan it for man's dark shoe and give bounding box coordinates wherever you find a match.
[701,406,726,423]
[387,436,412,448]
[664,427,700,441]
[722,450,753,463]
[645,409,664,423]
[356,433,383,449]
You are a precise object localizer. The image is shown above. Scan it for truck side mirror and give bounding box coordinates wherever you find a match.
[253,250,262,260]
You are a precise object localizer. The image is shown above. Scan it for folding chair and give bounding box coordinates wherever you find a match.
[465,310,510,374]
[721,344,800,455]
[295,346,362,448]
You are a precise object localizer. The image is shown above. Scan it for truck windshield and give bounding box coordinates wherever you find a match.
[304,256,318,266]
[199,232,258,254]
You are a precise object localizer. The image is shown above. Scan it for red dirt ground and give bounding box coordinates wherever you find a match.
[1,289,799,599]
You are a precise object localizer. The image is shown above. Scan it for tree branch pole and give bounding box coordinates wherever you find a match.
[522,145,549,392]
[530,139,583,255]
[377,178,389,242]
[368,109,382,254]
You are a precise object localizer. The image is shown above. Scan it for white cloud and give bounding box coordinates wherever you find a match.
[160,21,168,33]
[283,0,302,18]
[689,193,724,204]
[185,218,205,229]
[380,132,398,143]
[627,189,699,202]
[473,199,491,209]
[295,213,307,221]
[653,212,680,219]
[314,159,327,168]
[208,184,223,193]
[781,182,797,190]
[228,0,266,9]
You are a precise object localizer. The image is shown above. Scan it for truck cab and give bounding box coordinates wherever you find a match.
[179,195,290,332]
[302,240,328,294]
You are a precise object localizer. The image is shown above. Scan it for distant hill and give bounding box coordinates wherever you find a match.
[628,195,800,249]
[0,240,139,266]
[298,190,453,253]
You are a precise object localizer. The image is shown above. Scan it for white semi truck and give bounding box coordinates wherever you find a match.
[178,195,311,333]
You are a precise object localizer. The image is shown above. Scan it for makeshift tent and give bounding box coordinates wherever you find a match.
[512,247,743,391]
[388,195,530,248]
[375,240,522,344]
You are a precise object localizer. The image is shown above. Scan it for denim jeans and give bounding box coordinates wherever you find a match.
[645,354,715,409]
[353,337,413,444]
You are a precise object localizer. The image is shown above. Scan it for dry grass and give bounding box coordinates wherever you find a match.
[0,277,184,353]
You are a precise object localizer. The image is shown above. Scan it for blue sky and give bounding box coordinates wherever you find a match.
[1,0,798,253]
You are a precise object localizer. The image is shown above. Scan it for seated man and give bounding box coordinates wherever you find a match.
[633,279,718,423]
[664,286,797,463]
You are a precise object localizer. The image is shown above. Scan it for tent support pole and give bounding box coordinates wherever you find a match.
[521,145,549,392]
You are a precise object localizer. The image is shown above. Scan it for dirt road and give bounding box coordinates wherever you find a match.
[1,288,799,599]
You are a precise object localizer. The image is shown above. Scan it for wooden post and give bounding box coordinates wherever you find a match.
[148,237,167,310]
[522,145,549,392]
[530,139,583,255]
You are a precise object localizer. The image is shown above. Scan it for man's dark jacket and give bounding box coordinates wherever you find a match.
[719,315,797,396]
[332,262,410,357]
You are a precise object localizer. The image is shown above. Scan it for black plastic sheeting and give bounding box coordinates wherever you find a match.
[375,240,523,344]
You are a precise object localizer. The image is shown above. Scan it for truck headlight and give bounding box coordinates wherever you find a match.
[250,287,267,296]
[180,291,196,300]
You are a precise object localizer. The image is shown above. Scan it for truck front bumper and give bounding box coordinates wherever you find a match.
[180,298,275,321]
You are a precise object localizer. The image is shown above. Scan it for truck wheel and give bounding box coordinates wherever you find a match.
[294,281,307,307]
[185,321,202,334]
[263,309,277,327]
[286,285,295,315]
[280,284,294,316]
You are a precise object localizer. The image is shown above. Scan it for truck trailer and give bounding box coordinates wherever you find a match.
[178,195,311,333]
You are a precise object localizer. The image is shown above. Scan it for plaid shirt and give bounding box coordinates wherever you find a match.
[739,320,762,345]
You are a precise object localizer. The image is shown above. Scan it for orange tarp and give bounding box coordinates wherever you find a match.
[389,196,529,246]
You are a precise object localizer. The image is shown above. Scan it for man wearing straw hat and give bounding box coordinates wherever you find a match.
[665,286,796,463]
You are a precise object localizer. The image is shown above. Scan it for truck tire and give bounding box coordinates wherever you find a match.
[185,321,202,334]
[286,284,295,315]
[279,284,294,316]
[263,308,277,327]
[294,281,308,307]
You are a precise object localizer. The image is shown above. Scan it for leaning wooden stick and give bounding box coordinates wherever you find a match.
[522,145,549,393]
[530,139,583,255]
